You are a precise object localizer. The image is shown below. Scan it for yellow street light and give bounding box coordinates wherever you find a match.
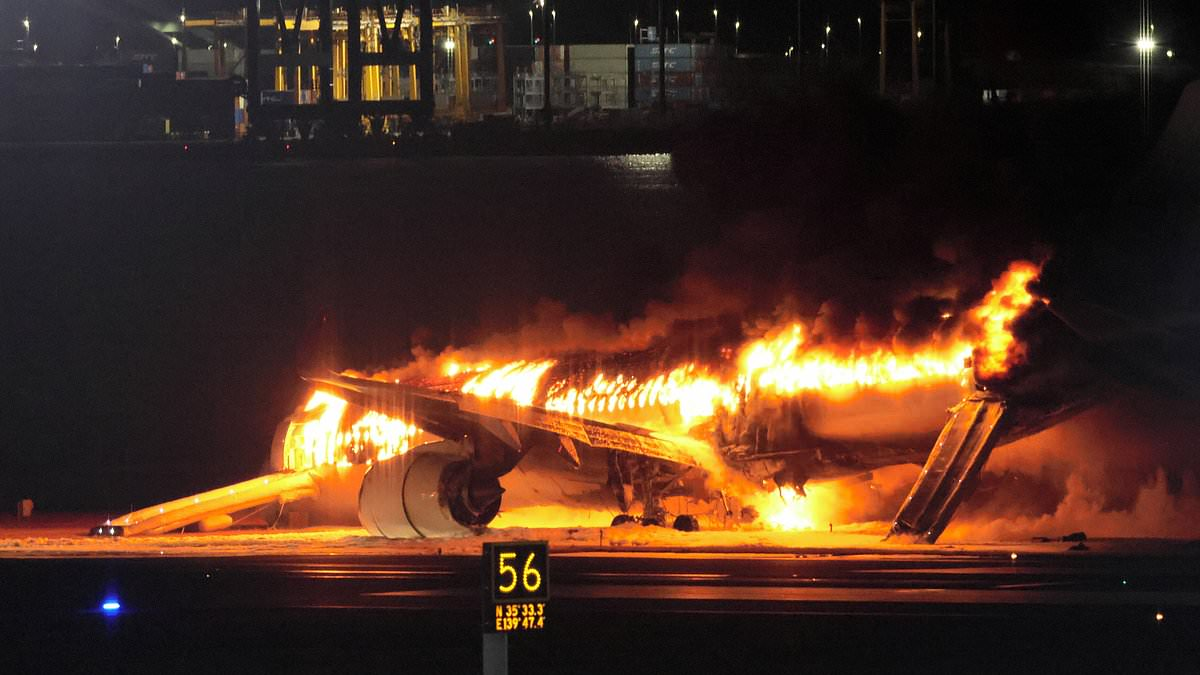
[1136,36,1156,53]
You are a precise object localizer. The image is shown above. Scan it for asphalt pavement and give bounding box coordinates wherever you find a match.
[2,548,1198,673]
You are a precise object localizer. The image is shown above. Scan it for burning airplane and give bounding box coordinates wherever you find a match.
[95,260,1086,543]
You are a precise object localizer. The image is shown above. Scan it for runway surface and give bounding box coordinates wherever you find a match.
[2,530,1199,673]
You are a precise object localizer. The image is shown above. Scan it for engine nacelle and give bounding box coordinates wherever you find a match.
[357,440,503,539]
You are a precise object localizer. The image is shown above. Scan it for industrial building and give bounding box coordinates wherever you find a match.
[0,3,732,142]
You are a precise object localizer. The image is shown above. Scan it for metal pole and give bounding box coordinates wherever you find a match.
[909,0,918,97]
[658,0,667,114]
[543,1,551,126]
[318,0,333,105]
[418,0,434,120]
[796,0,801,66]
[246,0,260,135]
[931,0,937,87]
[348,0,362,104]
[878,1,886,95]
[943,18,951,90]
[495,23,507,112]
[482,634,508,675]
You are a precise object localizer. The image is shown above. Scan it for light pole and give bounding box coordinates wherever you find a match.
[675,8,681,42]
[857,16,862,57]
[712,6,718,40]
[551,9,556,44]
[22,15,30,48]
[528,9,534,46]
[115,35,121,51]
[634,17,639,43]
[735,19,740,54]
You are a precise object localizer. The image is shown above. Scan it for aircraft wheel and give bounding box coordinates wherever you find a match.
[640,515,665,528]
[672,515,699,532]
[611,514,636,527]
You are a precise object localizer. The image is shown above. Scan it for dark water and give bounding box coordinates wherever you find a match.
[1,153,720,510]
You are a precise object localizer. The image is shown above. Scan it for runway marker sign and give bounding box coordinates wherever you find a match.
[483,541,548,633]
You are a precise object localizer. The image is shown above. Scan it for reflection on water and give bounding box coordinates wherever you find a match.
[597,153,677,190]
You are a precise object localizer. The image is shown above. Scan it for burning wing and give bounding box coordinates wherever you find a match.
[304,372,715,471]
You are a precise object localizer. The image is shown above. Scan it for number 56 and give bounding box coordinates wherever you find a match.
[498,551,542,593]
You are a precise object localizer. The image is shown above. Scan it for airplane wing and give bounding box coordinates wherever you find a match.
[304,371,714,469]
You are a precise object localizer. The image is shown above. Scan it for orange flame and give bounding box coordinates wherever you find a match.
[460,359,557,406]
[544,364,739,428]
[449,261,1042,432]
[333,260,1044,532]
[282,391,420,470]
[971,260,1042,378]
[737,323,973,401]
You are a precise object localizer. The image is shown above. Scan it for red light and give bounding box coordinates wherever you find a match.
[285,144,291,151]
[183,144,189,152]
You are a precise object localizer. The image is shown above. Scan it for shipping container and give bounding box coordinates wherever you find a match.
[634,43,695,59]
[636,71,696,87]
[634,86,696,103]
[635,57,698,73]
[568,44,628,60]
[569,57,629,76]
[260,89,299,105]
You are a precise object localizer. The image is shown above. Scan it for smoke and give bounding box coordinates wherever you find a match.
[351,89,1059,378]
[365,221,1036,382]
[806,464,922,532]
[942,391,1200,541]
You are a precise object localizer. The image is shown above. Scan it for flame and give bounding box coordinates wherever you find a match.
[544,364,739,427]
[460,359,557,406]
[338,260,1045,532]
[282,391,421,470]
[971,260,1042,378]
[737,323,973,400]
[746,486,817,531]
[452,262,1041,432]
[442,359,494,378]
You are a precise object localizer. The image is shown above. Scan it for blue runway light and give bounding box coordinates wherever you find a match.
[101,600,121,613]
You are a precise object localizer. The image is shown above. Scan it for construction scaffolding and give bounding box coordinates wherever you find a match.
[184,3,505,136]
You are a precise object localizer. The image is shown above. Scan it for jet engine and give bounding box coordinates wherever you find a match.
[357,440,503,539]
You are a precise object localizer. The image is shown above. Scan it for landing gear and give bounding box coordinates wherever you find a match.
[607,452,701,530]
[672,515,700,532]
[610,513,691,529]
[640,514,665,528]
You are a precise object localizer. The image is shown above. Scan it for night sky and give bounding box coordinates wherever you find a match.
[2,1,1198,65]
